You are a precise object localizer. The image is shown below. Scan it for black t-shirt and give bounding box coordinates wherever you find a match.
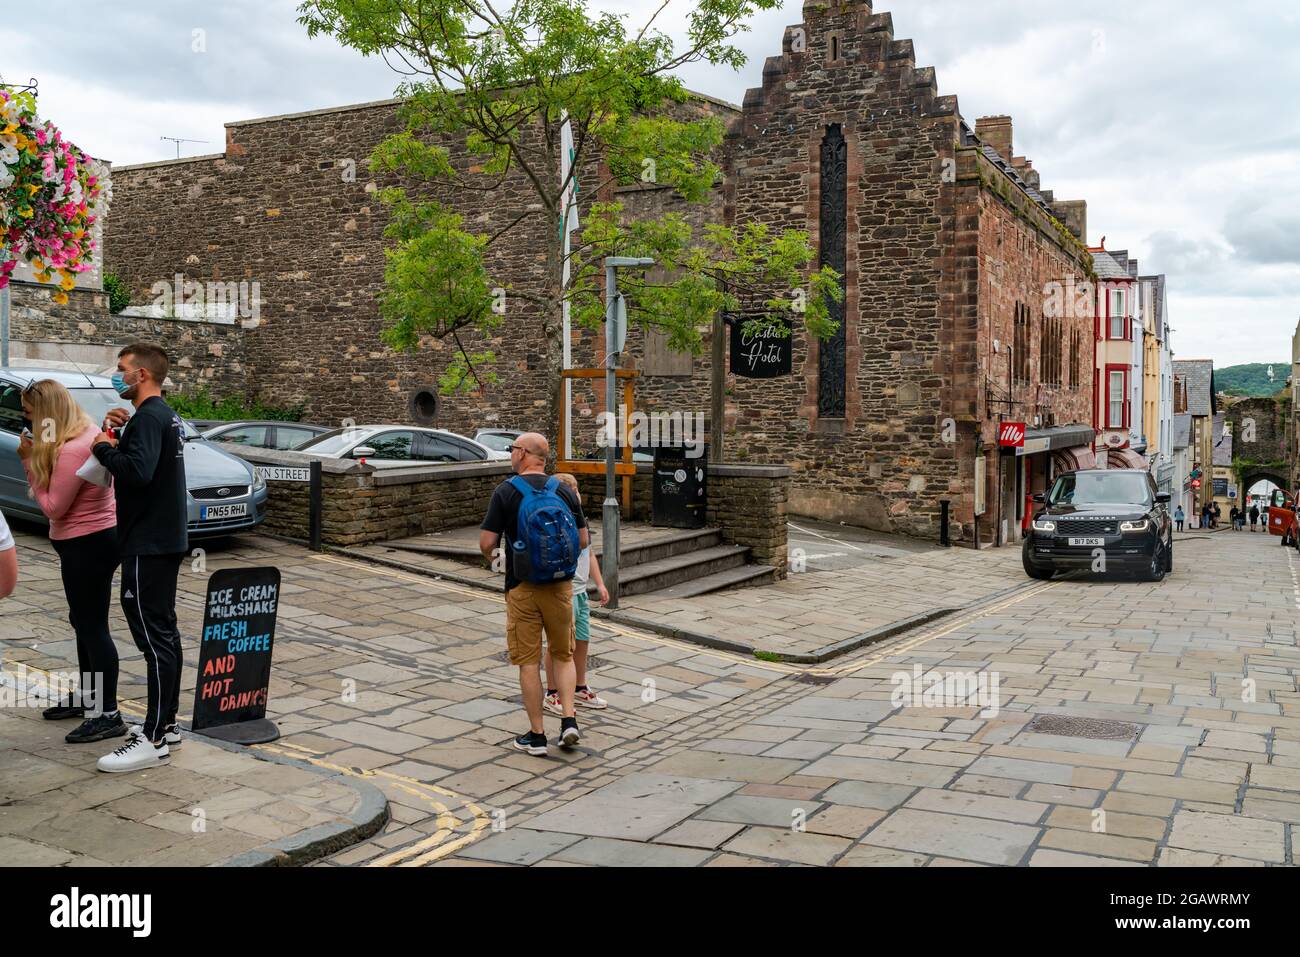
[481,473,586,591]
[92,395,189,556]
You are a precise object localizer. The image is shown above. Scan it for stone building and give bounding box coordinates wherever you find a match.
[19,0,1102,547]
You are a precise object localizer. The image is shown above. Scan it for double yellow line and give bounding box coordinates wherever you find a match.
[9,664,488,866]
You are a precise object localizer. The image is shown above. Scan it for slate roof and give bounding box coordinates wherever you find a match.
[1090,249,1133,280]
[1171,413,1192,450]
[1173,359,1215,417]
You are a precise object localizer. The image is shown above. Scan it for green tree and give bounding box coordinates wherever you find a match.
[297,0,841,441]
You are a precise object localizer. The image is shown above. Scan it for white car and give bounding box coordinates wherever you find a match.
[296,425,509,467]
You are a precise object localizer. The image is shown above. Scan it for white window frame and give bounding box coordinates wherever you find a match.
[1108,370,1126,429]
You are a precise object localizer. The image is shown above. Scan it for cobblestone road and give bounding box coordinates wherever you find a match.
[3,521,1297,866]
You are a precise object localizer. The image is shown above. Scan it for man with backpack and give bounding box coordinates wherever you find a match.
[480,432,586,756]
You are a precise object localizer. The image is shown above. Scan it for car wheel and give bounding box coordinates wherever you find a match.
[1165,537,1173,573]
[1022,555,1053,580]
[1142,544,1166,583]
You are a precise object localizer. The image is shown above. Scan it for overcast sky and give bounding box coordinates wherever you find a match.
[4,0,1296,367]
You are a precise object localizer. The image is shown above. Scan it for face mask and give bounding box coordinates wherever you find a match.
[111,371,134,396]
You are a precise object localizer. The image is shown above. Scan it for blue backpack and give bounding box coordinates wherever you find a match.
[509,476,580,584]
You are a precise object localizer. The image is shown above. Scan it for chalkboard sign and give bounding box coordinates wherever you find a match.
[729,316,792,378]
[652,446,708,529]
[192,567,281,744]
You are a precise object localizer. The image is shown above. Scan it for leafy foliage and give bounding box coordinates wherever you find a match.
[102,272,130,314]
[297,0,840,410]
[167,386,305,423]
[1217,363,1290,398]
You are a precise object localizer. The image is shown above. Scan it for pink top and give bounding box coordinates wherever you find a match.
[23,425,117,541]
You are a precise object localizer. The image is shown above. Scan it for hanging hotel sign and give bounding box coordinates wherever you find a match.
[729,315,792,379]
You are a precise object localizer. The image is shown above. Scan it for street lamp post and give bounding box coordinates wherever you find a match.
[602,256,654,609]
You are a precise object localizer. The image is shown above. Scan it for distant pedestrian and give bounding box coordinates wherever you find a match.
[1229,505,1240,531]
[1174,506,1185,532]
[1212,502,1221,528]
[479,432,585,757]
[544,473,610,715]
[19,379,125,743]
[1249,503,1260,531]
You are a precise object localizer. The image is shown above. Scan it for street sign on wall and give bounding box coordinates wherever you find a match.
[255,465,312,483]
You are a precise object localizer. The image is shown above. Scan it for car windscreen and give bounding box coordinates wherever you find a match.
[69,388,132,428]
[297,429,369,455]
[476,432,516,452]
[1050,472,1153,507]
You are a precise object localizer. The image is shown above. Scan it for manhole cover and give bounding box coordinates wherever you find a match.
[1024,714,1139,740]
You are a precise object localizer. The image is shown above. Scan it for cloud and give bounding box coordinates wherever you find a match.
[4,0,1298,366]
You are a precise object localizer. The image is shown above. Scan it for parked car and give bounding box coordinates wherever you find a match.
[296,425,508,467]
[203,420,332,451]
[0,368,268,538]
[475,428,656,463]
[1023,468,1172,582]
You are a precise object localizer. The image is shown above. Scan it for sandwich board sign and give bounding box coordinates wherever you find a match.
[192,566,281,744]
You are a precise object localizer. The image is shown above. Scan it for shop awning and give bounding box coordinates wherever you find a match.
[1107,448,1150,470]
[1052,445,1097,472]
[1015,424,1096,457]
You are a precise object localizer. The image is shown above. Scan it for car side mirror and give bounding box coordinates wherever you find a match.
[1032,493,1046,504]
[1156,493,1171,504]
[352,446,376,459]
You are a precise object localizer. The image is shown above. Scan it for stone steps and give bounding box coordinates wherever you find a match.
[379,525,772,599]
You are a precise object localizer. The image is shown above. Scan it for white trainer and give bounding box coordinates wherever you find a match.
[97,733,170,773]
[131,724,183,749]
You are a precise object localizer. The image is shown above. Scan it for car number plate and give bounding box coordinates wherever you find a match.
[201,503,248,521]
[1069,537,1104,547]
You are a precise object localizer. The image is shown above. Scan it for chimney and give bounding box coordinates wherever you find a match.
[1055,199,1088,242]
[975,115,1013,163]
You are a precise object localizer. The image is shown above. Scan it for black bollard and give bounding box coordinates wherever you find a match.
[940,499,951,547]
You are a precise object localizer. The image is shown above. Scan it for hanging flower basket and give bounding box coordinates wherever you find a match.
[1,87,111,301]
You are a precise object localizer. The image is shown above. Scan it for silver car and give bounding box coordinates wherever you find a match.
[297,425,509,467]
[0,368,269,538]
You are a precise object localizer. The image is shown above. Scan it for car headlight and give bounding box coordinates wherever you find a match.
[1032,519,1056,532]
[1120,519,1149,532]
[252,470,266,492]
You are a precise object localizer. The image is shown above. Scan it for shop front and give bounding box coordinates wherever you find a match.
[1008,425,1097,542]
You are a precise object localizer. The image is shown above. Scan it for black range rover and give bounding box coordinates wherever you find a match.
[1023,469,1173,582]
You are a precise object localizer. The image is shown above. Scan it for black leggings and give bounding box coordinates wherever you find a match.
[51,528,121,713]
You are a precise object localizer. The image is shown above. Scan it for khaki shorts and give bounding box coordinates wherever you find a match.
[506,580,575,666]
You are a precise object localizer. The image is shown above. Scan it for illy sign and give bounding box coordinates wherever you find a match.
[998,421,1026,449]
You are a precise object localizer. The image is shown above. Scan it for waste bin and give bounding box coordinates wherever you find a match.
[652,446,708,529]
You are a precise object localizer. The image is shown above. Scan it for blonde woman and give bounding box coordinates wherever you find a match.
[18,379,125,744]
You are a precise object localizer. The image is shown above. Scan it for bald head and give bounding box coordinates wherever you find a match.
[512,432,549,473]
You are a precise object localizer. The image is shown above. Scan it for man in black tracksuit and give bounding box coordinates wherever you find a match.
[91,343,188,773]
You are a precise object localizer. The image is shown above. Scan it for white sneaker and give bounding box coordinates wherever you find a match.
[131,724,182,749]
[575,688,608,709]
[542,692,564,716]
[97,733,170,773]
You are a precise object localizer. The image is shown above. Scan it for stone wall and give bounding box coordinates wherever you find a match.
[106,96,734,437]
[724,0,1093,545]
[6,282,244,387]
[225,446,511,546]
[706,464,791,574]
